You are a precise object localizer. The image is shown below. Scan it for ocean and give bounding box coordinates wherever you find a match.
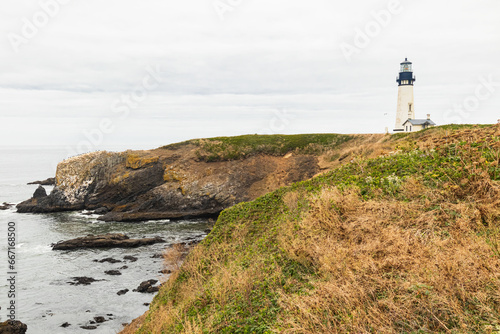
[0,146,210,333]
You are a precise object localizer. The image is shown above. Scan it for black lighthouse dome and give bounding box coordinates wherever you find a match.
[397,58,416,86]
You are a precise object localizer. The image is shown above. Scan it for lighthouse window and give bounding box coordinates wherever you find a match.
[400,64,413,72]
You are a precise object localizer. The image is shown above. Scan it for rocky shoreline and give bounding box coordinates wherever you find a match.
[47,231,207,331]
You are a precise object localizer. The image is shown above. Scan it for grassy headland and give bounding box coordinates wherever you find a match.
[131,124,500,333]
[161,133,355,162]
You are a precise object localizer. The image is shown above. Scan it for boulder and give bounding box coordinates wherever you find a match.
[33,185,47,198]
[134,279,159,293]
[95,257,121,263]
[93,317,106,323]
[117,289,129,296]
[93,207,108,215]
[0,320,28,334]
[0,203,13,210]
[68,277,103,286]
[104,270,121,276]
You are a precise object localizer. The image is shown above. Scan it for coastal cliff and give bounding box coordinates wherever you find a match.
[18,134,384,221]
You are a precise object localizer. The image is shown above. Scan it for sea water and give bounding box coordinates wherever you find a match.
[0,147,210,333]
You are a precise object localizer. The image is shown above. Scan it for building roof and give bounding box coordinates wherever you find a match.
[402,119,436,126]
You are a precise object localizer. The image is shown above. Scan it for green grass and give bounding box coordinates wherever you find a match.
[386,123,492,142]
[162,134,354,162]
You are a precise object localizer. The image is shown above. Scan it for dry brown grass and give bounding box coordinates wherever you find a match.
[118,312,148,334]
[319,134,393,172]
[139,225,268,333]
[163,243,190,272]
[276,178,500,333]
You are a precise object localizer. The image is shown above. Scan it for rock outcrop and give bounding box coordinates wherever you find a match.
[0,320,27,334]
[0,203,13,210]
[17,142,321,221]
[68,277,102,286]
[28,177,55,185]
[134,279,160,293]
[52,233,165,250]
[33,185,47,198]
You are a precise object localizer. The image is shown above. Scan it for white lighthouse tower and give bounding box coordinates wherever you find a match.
[393,58,436,132]
[394,58,416,131]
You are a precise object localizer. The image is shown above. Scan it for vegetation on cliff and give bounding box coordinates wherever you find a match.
[160,134,355,162]
[189,134,354,162]
[126,124,500,333]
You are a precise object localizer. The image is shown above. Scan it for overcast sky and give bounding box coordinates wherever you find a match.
[1,0,499,153]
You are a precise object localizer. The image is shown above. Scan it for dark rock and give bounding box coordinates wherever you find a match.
[80,325,97,330]
[123,255,138,262]
[89,321,95,324]
[0,203,13,210]
[68,277,102,286]
[33,185,47,199]
[52,233,165,250]
[107,314,113,316]
[204,229,212,234]
[60,322,71,328]
[159,269,172,274]
[133,279,159,293]
[17,186,84,213]
[151,253,163,258]
[97,257,121,263]
[0,320,28,334]
[28,177,55,186]
[93,317,105,323]
[104,270,121,276]
[119,265,128,269]
[93,207,108,215]
[117,289,129,296]
[143,303,150,306]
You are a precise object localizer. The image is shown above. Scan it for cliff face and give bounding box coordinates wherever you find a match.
[17,143,321,221]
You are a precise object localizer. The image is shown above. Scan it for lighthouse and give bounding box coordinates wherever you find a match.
[394,58,415,131]
[394,58,435,132]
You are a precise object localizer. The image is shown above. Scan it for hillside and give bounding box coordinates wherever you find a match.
[124,124,500,333]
